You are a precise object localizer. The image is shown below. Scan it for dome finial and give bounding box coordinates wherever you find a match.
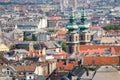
[69,10,75,24]
[81,7,87,24]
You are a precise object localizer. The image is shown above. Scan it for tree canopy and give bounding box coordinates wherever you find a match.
[47,29,57,33]
[103,25,120,30]
[58,41,66,51]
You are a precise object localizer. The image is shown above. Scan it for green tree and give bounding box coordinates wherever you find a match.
[47,29,57,33]
[32,34,37,41]
[23,37,32,41]
[58,41,66,51]
[103,25,120,30]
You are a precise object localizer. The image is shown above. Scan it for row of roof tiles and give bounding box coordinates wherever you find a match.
[79,45,120,54]
[83,56,120,65]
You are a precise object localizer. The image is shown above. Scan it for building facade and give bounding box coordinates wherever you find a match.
[66,11,80,54]
[79,9,91,45]
[66,9,91,54]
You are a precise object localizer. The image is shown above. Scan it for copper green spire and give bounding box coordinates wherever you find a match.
[67,11,78,32]
[69,11,75,24]
[81,8,87,24]
[79,8,90,32]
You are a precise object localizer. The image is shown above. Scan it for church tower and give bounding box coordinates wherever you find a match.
[66,11,79,54]
[79,9,91,45]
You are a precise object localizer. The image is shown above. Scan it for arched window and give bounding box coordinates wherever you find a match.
[81,35,85,40]
[69,36,72,41]
[69,46,72,53]
[76,36,78,41]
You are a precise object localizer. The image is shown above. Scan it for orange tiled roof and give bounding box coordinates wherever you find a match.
[14,65,36,72]
[48,16,62,21]
[53,50,67,58]
[61,50,67,55]
[89,26,102,30]
[80,48,108,54]
[79,45,120,54]
[57,29,67,35]
[83,56,119,65]
[57,61,77,71]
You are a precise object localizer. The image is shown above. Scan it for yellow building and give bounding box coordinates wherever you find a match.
[0,43,9,52]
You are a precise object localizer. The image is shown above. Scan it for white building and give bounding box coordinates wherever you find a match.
[38,17,47,29]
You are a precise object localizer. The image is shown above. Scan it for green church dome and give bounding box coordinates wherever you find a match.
[67,11,79,32]
[79,9,90,32]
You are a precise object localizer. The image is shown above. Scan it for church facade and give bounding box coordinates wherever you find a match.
[66,9,91,54]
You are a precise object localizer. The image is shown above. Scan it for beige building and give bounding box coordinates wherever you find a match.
[100,37,117,44]
[35,60,57,76]
[0,43,9,52]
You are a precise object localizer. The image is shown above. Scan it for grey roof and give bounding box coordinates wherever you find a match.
[93,71,120,80]
[16,41,34,45]
[33,43,45,50]
[37,75,46,80]
[70,66,86,77]
[54,42,61,48]
[61,76,70,80]
[18,25,37,28]
[14,49,29,54]
[46,49,59,54]
[97,66,118,72]
[44,41,58,49]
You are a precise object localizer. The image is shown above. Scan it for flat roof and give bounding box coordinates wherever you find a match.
[93,66,120,80]
[93,71,120,80]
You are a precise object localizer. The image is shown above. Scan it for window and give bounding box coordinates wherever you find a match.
[29,73,33,74]
[76,46,78,52]
[81,35,84,40]
[7,71,9,75]
[69,36,72,41]
[76,36,78,41]
[87,35,89,40]
[69,46,73,53]
[29,76,31,79]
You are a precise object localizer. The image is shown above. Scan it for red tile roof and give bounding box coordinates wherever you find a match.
[83,56,119,65]
[89,26,102,30]
[53,50,67,59]
[79,45,120,54]
[57,61,77,71]
[48,16,62,21]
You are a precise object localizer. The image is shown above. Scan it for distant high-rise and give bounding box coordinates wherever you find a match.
[68,0,77,9]
[38,17,47,29]
[60,0,78,12]
[60,0,68,12]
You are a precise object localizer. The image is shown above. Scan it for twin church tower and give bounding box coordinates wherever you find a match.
[66,9,91,54]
